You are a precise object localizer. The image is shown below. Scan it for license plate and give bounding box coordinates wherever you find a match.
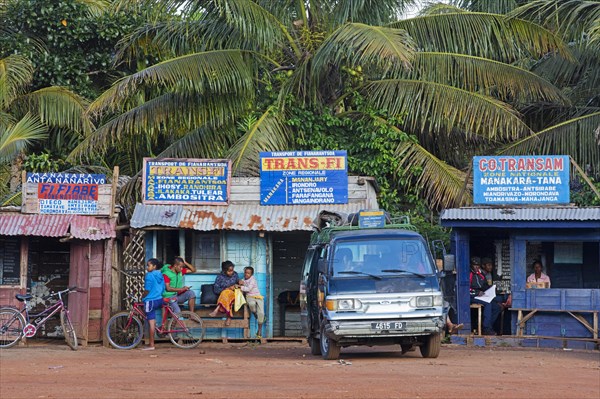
[371,322,404,330]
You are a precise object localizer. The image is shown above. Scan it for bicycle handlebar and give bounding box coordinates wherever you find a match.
[41,286,87,300]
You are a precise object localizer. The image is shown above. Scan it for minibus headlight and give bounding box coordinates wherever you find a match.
[325,299,362,311]
[410,295,443,308]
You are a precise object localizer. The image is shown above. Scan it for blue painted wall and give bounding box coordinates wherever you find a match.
[144,230,272,339]
[451,227,600,339]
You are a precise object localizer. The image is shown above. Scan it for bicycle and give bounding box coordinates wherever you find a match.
[105,294,204,349]
[0,286,80,350]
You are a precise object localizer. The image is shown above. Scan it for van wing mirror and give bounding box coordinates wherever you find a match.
[317,259,327,274]
[443,254,455,272]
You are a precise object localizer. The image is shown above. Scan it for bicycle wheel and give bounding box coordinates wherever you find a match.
[60,309,78,350]
[106,312,143,350]
[168,311,203,349]
[0,308,25,348]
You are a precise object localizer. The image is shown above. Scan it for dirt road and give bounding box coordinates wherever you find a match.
[1,341,599,399]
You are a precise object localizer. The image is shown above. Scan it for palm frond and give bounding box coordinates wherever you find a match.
[0,55,34,109]
[395,139,470,209]
[76,0,110,16]
[530,45,600,106]
[330,0,414,26]
[0,113,46,162]
[190,0,300,58]
[71,91,250,160]
[411,52,568,104]
[312,23,415,79]
[390,12,573,63]
[115,123,238,214]
[511,0,600,42]
[591,18,600,46]
[0,110,17,129]
[19,87,93,134]
[363,79,532,140]
[420,3,469,15]
[450,0,519,14]
[498,111,600,176]
[155,124,237,160]
[227,108,292,176]
[89,50,255,115]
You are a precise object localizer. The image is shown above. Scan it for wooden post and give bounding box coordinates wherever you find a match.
[21,170,26,212]
[110,166,119,218]
[101,238,114,347]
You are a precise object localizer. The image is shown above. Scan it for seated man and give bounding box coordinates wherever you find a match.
[161,256,197,314]
[469,257,501,335]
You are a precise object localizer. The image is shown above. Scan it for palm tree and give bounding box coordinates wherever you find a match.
[0,54,92,204]
[504,1,600,179]
[74,0,577,209]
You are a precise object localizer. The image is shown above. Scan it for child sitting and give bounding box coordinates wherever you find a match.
[239,266,265,338]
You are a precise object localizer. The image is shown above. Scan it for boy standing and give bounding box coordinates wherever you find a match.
[239,266,265,338]
[142,258,166,350]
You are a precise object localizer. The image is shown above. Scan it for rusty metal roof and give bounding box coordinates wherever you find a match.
[0,213,116,240]
[440,206,600,221]
[131,203,371,231]
[131,175,379,231]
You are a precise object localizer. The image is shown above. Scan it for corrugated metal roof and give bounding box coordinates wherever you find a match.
[0,213,115,240]
[132,203,369,231]
[70,216,116,240]
[440,207,600,221]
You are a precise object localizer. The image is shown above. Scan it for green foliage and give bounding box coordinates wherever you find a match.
[23,151,67,172]
[0,0,144,99]
[570,178,600,206]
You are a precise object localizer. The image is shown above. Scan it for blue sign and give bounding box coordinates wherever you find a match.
[26,173,106,184]
[143,158,231,205]
[358,210,386,228]
[260,150,348,205]
[473,155,570,204]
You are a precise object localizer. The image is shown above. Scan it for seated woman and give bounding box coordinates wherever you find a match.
[527,260,551,288]
[208,260,240,326]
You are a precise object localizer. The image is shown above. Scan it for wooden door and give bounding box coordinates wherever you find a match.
[69,242,90,343]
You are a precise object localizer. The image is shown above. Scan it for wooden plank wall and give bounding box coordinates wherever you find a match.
[88,241,105,342]
[69,243,90,343]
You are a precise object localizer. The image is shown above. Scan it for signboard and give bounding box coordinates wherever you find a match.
[142,158,231,205]
[260,150,348,205]
[358,210,386,228]
[473,155,570,204]
[25,173,106,215]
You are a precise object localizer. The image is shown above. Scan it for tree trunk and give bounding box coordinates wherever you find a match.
[9,151,24,193]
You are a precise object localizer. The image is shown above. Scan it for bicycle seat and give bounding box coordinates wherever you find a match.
[15,294,33,302]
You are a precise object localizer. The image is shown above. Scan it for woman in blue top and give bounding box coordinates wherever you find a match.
[142,258,166,350]
[208,261,240,326]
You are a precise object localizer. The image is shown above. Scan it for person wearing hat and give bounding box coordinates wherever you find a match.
[481,257,494,286]
[469,256,500,335]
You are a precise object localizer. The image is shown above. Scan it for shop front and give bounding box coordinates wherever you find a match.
[0,212,117,344]
[441,206,600,347]
[0,170,119,345]
[129,175,379,340]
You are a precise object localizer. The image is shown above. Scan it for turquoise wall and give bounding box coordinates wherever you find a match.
[145,230,271,339]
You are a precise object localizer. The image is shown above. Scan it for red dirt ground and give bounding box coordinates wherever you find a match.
[1,341,599,399]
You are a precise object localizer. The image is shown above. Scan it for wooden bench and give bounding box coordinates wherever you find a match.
[510,308,599,340]
[193,304,251,343]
